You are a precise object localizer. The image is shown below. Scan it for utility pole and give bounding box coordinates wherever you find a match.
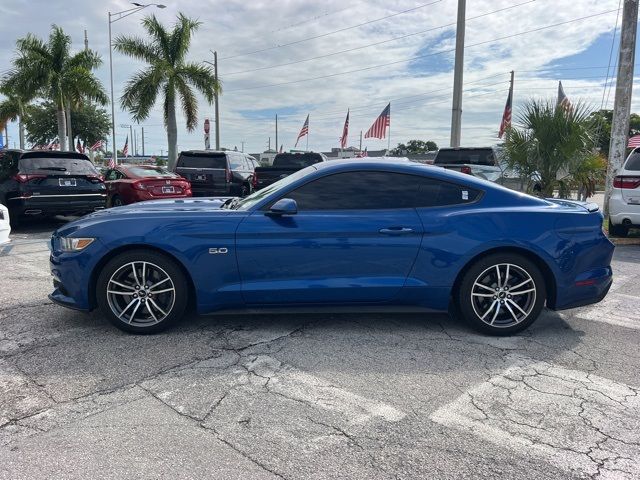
[129,125,133,157]
[141,127,145,156]
[241,141,245,153]
[275,114,278,153]
[268,136,271,151]
[134,129,138,156]
[214,51,220,150]
[84,30,89,51]
[450,0,466,147]
[605,0,638,217]
[359,130,363,151]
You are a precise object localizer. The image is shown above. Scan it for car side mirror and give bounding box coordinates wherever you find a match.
[267,198,297,216]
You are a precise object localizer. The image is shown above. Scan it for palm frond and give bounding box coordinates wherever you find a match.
[113,36,160,64]
[67,49,103,70]
[141,15,171,61]
[48,25,71,72]
[177,62,218,104]
[0,97,21,123]
[63,67,109,106]
[121,67,165,123]
[169,13,201,64]
[175,77,197,131]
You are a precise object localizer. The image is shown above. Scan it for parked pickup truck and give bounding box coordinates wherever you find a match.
[433,147,540,193]
[252,152,328,190]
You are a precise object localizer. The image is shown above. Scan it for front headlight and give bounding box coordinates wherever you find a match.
[60,237,95,252]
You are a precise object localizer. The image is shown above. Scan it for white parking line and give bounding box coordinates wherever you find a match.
[573,274,640,330]
[430,356,640,478]
[246,355,406,424]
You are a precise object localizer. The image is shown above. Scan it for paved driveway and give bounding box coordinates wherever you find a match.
[1,222,639,479]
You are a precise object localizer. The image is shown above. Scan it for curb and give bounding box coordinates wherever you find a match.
[608,237,640,246]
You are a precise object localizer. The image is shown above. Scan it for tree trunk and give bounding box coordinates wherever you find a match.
[167,95,178,170]
[18,119,25,150]
[56,103,67,151]
[65,103,73,152]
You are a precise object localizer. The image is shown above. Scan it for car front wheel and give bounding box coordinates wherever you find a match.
[457,253,546,335]
[96,250,189,333]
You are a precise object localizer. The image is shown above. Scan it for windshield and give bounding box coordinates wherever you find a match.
[128,166,178,178]
[229,166,317,211]
[176,153,227,169]
[625,152,640,171]
[19,157,99,175]
[435,149,495,166]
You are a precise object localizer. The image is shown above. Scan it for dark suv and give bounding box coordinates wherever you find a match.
[0,149,107,224]
[174,150,258,197]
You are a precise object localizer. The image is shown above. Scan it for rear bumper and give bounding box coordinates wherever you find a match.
[608,193,640,226]
[9,194,107,217]
[553,269,613,311]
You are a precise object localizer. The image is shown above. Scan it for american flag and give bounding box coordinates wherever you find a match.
[76,139,84,153]
[340,110,349,149]
[356,147,368,158]
[628,135,640,148]
[557,81,571,111]
[294,115,309,147]
[122,135,129,157]
[364,103,390,139]
[498,87,512,139]
[90,139,103,151]
[107,157,115,169]
[47,138,59,150]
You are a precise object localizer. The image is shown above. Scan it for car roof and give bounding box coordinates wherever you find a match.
[437,147,494,151]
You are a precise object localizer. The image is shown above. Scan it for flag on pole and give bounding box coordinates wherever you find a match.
[557,81,571,111]
[107,157,115,168]
[47,138,59,150]
[340,109,349,149]
[90,139,104,151]
[627,135,640,148]
[356,147,368,158]
[498,88,513,139]
[122,135,129,157]
[76,139,84,153]
[279,144,283,153]
[364,103,390,139]
[294,115,309,147]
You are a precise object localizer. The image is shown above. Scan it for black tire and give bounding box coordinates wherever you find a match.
[456,253,546,336]
[96,249,189,334]
[608,219,629,238]
[240,183,252,197]
[110,195,124,208]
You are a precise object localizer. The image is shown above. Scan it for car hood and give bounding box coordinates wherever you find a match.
[54,196,239,237]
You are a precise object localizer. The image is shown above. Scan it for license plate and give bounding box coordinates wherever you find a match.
[162,186,175,194]
[59,178,77,187]
[195,174,207,181]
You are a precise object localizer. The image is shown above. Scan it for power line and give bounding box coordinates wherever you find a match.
[224,0,537,76]
[225,9,619,93]
[220,0,443,60]
[269,6,356,34]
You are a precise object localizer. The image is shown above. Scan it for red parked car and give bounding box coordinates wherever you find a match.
[103,165,192,207]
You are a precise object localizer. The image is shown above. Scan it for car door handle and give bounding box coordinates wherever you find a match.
[379,227,414,235]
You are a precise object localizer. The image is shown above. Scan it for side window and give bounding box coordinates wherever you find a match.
[229,154,244,170]
[105,170,119,181]
[279,171,481,211]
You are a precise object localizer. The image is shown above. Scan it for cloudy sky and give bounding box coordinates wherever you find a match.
[0,0,636,154]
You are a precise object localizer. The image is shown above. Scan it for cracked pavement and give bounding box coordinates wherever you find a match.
[1,219,639,479]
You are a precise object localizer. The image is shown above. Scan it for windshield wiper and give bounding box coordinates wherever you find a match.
[37,167,67,172]
[221,197,241,210]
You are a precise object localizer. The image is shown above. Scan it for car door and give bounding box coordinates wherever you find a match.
[235,170,425,304]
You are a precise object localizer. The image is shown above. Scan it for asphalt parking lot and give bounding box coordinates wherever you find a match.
[1,219,639,479]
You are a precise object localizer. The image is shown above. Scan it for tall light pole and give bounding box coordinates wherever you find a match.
[108,3,166,165]
[450,0,466,147]
[205,52,220,150]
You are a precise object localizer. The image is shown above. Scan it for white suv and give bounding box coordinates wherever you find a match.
[0,203,10,245]
[608,148,640,237]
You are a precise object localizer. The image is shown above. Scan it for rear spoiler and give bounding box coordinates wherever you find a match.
[545,198,600,213]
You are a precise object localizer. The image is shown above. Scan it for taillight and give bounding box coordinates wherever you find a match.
[613,176,640,189]
[460,166,472,175]
[132,181,148,191]
[251,172,258,188]
[86,174,104,183]
[13,173,46,183]
[225,168,232,183]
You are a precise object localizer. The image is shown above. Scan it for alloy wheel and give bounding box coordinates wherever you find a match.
[470,263,537,328]
[106,261,176,326]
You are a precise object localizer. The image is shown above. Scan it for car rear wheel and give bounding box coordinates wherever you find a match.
[96,250,189,334]
[608,218,629,238]
[457,253,546,335]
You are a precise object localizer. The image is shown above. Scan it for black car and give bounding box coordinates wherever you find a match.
[253,152,328,190]
[0,149,107,225]
[174,150,258,197]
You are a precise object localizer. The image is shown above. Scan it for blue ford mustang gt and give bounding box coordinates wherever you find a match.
[49,160,614,335]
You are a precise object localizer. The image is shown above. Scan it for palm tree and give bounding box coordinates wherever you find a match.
[114,13,220,169]
[11,26,108,151]
[504,99,597,197]
[0,76,33,149]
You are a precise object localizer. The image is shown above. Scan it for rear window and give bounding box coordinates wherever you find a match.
[435,149,495,166]
[128,166,178,178]
[273,153,324,168]
[18,156,98,175]
[625,152,640,171]
[177,153,227,169]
